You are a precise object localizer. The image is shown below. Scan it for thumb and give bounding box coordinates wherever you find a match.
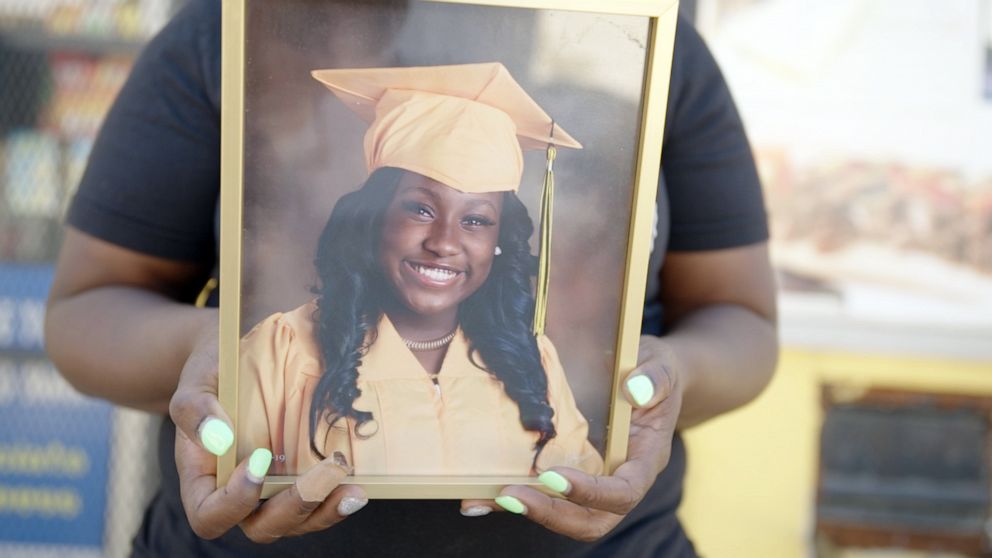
[169,341,233,456]
[171,388,234,457]
[623,338,678,409]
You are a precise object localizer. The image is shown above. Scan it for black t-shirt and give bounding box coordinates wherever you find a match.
[68,1,767,556]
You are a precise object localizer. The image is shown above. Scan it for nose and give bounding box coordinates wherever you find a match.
[422,218,460,257]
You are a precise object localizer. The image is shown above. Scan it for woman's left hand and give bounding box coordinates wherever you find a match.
[460,335,684,541]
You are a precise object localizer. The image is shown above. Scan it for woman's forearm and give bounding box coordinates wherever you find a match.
[665,303,778,428]
[45,286,215,414]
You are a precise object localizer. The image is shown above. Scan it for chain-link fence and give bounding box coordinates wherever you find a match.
[0,2,179,556]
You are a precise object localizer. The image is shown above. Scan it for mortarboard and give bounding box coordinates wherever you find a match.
[311,62,580,335]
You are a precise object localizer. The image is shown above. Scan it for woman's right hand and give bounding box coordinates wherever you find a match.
[168,314,368,542]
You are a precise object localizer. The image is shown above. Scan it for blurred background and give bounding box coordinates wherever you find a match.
[0,2,182,557]
[681,1,992,557]
[0,0,990,557]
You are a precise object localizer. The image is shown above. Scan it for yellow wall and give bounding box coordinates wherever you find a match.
[679,348,992,558]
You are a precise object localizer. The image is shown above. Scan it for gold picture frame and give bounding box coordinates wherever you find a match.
[219,0,678,499]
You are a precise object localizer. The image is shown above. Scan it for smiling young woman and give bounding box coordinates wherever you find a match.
[235,63,604,478]
[378,173,503,336]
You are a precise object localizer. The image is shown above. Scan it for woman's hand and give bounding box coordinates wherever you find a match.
[461,335,683,541]
[480,245,778,540]
[168,316,369,542]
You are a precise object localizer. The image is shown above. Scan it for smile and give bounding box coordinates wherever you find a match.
[406,261,463,285]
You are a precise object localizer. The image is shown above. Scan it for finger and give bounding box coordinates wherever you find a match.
[285,484,368,536]
[170,392,234,457]
[169,366,232,457]
[177,433,271,540]
[239,456,350,543]
[459,499,496,517]
[496,486,620,543]
[535,465,651,516]
[623,338,678,409]
[623,385,681,485]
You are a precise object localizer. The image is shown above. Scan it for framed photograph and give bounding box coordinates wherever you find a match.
[218,0,678,499]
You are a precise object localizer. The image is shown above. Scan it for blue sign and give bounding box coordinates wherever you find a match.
[0,264,53,353]
[0,263,112,548]
[0,358,112,547]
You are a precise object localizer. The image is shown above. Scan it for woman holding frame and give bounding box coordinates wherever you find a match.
[45,1,777,554]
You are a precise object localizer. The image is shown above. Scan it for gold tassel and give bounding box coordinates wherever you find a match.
[532,143,556,336]
[194,277,218,308]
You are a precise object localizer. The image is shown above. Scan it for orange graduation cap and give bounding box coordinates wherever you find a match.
[311,62,581,335]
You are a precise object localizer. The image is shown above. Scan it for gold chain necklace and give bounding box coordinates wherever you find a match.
[402,328,457,352]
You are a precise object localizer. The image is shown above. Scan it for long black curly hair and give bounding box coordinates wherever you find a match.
[308,167,556,462]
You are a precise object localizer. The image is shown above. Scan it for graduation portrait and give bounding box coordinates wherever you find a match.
[218,0,677,497]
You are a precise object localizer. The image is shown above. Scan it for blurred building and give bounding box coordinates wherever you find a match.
[681,1,992,557]
[0,2,180,557]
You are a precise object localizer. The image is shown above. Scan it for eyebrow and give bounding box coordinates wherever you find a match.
[402,186,498,213]
[404,186,440,200]
[462,198,498,213]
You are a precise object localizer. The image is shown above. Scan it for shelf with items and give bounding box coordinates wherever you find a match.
[0,27,147,55]
[0,1,178,264]
[0,0,174,48]
[1,52,132,262]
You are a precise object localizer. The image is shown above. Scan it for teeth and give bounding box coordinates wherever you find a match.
[414,264,457,282]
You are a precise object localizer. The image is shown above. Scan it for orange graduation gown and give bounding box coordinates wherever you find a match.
[237,302,603,476]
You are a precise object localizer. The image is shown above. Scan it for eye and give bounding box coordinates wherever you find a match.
[401,200,434,221]
[462,214,496,228]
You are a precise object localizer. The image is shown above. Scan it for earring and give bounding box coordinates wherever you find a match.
[494,246,502,256]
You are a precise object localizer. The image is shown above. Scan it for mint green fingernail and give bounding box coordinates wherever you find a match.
[199,417,234,456]
[538,471,571,494]
[247,448,272,482]
[495,495,527,515]
[626,375,654,407]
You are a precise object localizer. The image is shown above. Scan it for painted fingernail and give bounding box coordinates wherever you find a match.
[199,417,234,456]
[460,505,492,517]
[495,495,527,515]
[337,496,368,516]
[538,471,571,495]
[626,375,655,407]
[246,448,272,483]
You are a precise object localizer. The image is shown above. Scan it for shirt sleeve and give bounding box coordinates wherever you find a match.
[238,312,291,469]
[660,15,769,252]
[535,335,605,475]
[239,306,352,476]
[66,0,222,263]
